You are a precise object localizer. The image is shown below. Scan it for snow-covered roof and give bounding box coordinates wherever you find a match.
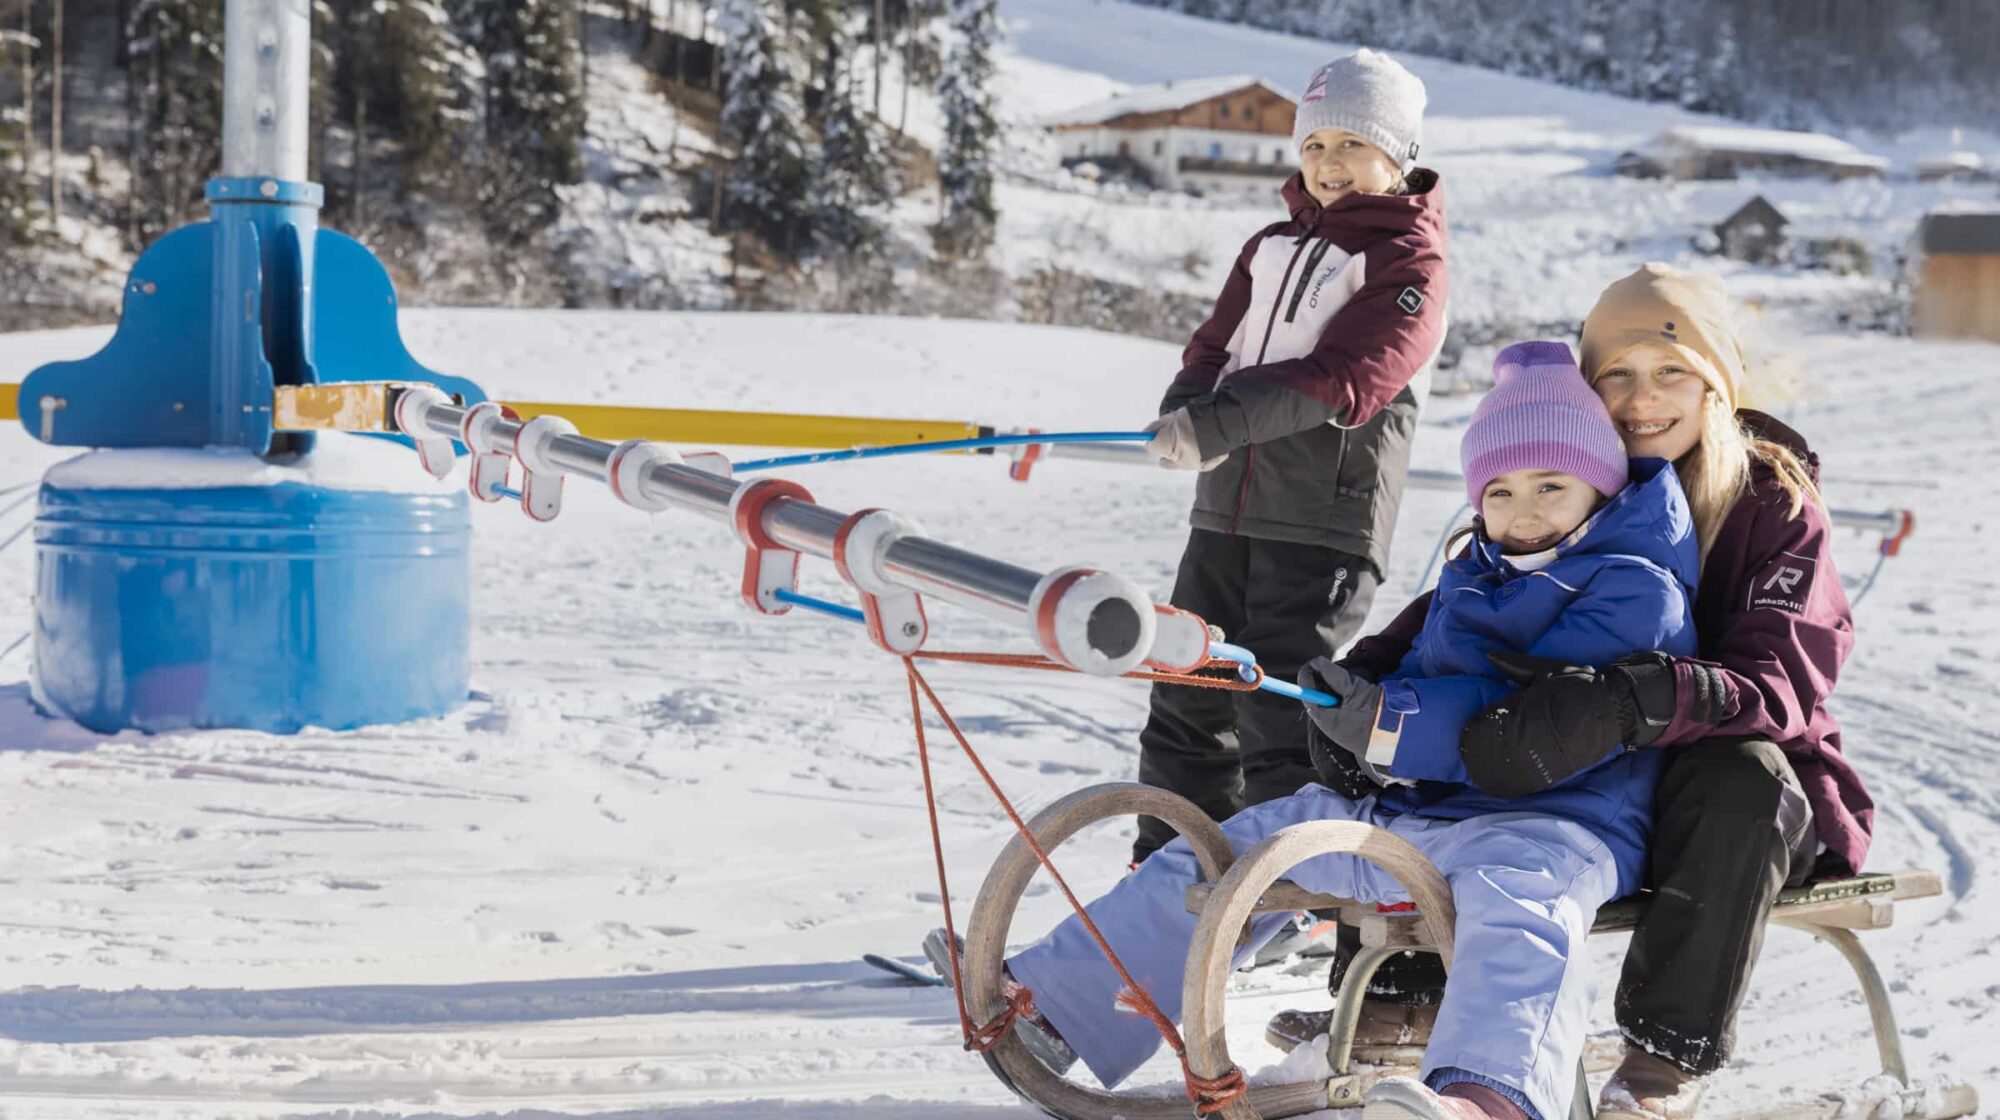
[1915,151,1985,174]
[1642,126,1888,170]
[1921,207,2000,254]
[1041,75,1295,129]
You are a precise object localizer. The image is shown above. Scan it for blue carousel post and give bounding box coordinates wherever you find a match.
[17,0,484,733]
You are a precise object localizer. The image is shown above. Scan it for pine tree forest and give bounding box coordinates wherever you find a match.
[1135,0,2000,132]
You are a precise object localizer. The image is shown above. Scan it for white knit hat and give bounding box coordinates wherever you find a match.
[1291,49,1427,171]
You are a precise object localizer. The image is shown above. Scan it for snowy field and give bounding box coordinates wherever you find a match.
[4,0,2000,1115]
[0,308,1996,1120]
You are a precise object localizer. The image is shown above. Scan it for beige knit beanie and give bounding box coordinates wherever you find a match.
[1579,263,1745,409]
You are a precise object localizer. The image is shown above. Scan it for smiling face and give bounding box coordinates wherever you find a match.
[1298,128,1402,206]
[1590,341,1712,462]
[1479,468,1602,555]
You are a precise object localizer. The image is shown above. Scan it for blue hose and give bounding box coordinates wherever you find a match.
[1209,641,1338,707]
[773,588,868,624]
[732,431,1153,473]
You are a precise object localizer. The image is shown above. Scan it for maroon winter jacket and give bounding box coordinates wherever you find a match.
[1343,412,1871,876]
[1163,170,1449,572]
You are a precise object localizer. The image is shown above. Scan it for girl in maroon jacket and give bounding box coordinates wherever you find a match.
[1289,264,1863,1120]
[1130,49,1449,868]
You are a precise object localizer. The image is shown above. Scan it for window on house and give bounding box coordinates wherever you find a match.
[1274,147,1285,163]
[1219,104,1231,119]
[1210,141,1223,159]
[1154,139,1164,156]
[1118,140,1131,157]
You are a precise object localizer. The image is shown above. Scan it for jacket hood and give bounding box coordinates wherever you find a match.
[1471,456,1699,592]
[1739,408,1823,486]
[1280,167,1446,250]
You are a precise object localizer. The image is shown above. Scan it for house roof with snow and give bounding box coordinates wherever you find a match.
[1920,208,2000,255]
[1640,125,1888,172]
[1042,76,1297,131]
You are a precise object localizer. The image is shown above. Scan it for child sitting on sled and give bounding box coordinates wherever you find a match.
[998,341,1700,1120]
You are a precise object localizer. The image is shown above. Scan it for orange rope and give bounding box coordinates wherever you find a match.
[914,650,1266,693]
[901,656,1247,1114]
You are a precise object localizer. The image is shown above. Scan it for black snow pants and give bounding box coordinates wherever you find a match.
[1132,528,1377,864]
[1615,736,1817,1074]
[1323,736,1819,1074]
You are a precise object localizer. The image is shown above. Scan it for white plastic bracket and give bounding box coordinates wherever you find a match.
[1028,564,1157,677]
[513,415,578,522]
[833,508,928,655]
[1145,604,1213,673]
[392,385,455,480]
[728,477,813,615]
[606,439,681,512]
[460,401,519,503]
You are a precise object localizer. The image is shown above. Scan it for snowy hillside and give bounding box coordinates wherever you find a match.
[0,309,1996,1119]
[981,0,2000,365]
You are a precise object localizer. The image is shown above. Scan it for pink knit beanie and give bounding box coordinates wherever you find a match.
[1461,341,1629,506]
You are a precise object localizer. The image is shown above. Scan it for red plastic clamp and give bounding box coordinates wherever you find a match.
[833,508,929,655]
[728,478,813,615]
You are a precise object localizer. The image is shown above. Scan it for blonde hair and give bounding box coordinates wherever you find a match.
[1672,391,1822,565]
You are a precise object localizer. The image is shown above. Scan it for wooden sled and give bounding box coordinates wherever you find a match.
[960,782,1980,1120]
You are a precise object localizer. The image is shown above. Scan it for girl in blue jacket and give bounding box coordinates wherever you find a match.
[999,341,1700,1120]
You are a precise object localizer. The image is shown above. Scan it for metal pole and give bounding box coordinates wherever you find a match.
[221,0,311,180]
[403,398,1194,676]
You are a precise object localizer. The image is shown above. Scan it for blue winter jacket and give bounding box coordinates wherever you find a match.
[1369,457,1700,893]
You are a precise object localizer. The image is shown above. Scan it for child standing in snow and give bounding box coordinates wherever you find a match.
[1132,48,1449,867]
[1004,342,1697,1120]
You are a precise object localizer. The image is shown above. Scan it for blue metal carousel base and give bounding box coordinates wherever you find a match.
[32,479,471,734]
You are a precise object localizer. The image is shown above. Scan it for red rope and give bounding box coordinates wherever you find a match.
[901,656,1247,1114]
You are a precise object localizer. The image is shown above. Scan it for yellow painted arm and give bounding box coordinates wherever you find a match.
[501,401,981,450]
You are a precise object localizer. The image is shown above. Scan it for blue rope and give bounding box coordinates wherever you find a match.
[1209,641,1338,707]
[773,588,868,624]
[731,431,1153,474]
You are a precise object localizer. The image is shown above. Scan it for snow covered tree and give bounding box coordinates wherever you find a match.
[715,0,812,258]
[1,17,34,243]
[464,0,584,243]
[932,0,995,259]
[125,0,224,247]
[810,34,896,259]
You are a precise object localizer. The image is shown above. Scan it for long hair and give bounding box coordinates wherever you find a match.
[1672,392,1822,565]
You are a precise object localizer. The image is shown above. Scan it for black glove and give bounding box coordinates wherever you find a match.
[1299,658,1390,792]
[1458,650,1684,799]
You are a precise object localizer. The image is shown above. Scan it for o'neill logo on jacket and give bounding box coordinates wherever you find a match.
[1749,552,1815,614]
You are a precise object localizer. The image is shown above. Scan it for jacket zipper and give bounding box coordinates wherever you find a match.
[1231,227,1318,534]
[1284,238,1334,323]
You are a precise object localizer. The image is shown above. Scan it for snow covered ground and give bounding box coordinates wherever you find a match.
[3,0,1999,1116]
[0,308,1995,1119]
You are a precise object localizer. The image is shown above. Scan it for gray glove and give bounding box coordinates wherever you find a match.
[1144,409,1227,472]
[1299,658,1395,786]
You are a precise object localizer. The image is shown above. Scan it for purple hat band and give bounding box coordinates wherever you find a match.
[1461,341,1629,505]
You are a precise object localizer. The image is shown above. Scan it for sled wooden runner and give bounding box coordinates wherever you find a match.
[961,781,1979,1120]
[959,782,1456,1120]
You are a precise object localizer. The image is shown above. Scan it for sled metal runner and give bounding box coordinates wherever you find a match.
[960,782,1978,1120]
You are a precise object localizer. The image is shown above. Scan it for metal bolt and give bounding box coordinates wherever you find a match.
[259,179,279,199]
[142,280,158,295]
[172,402,185,412]
[901,622,921,638]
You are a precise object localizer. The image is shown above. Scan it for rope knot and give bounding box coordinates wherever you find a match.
[1187,1064,1248,1115]
[964,980,1037,1053]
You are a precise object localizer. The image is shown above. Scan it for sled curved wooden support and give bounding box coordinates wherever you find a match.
[961,787,1458,1120]
[1182,822,1458,1120]
[962,782,1241,1120]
